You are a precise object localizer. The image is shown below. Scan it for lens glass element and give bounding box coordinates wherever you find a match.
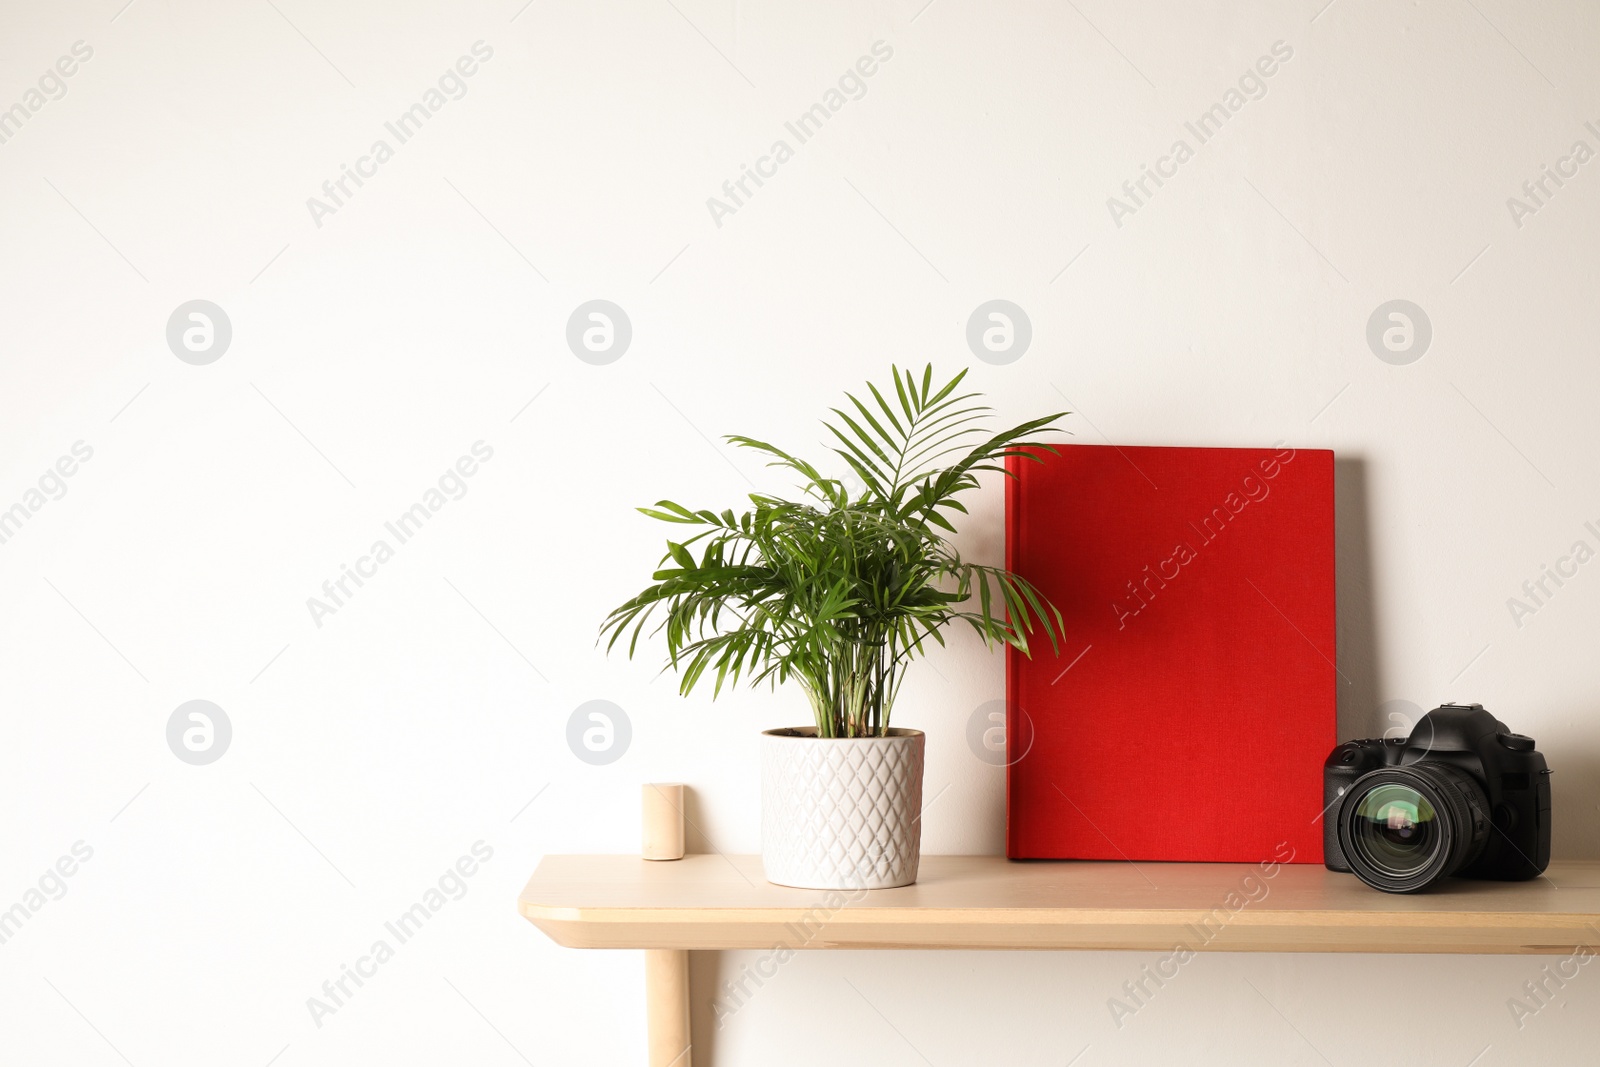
[1349,783,1439,877]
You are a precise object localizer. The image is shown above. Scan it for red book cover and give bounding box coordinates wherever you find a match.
[1005,443,1335,863]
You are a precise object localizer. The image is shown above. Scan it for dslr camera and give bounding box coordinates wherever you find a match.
[1323,703,1550,893]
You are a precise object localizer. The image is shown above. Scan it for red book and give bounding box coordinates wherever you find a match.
[1005,443,1336,863]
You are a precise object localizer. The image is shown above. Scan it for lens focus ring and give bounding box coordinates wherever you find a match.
[1337,762,1490,893]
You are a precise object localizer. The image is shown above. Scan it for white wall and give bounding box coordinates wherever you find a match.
[3,0,1598,1063]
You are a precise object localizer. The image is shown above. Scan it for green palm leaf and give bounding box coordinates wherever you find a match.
[598,365,1068,738]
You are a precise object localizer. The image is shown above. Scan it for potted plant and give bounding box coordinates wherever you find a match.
[601,366,1065,889]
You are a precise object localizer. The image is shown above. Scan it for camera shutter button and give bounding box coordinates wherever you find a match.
[1499,733,1535,752]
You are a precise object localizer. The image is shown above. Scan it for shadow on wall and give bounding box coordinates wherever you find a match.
[1335,456,1384,740]
[1549,742,1600,861]
[680,783,716,856]
[689,950,725,1066]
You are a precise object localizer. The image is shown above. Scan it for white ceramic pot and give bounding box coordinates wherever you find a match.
[760,727,925,890]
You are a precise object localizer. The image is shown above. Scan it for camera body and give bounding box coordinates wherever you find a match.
[1323,703,1550,891]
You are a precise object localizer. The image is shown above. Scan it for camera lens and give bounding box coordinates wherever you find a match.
[1337,764,1490,893]
[1348,784,1438,876]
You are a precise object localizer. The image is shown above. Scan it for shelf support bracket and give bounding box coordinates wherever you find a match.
[646,948,692,1067]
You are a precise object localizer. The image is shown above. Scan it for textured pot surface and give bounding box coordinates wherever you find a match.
[760,727,925,890]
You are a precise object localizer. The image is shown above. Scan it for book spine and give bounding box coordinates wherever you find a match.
[1004,451,1021,858]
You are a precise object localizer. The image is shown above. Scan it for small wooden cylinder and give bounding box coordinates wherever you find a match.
[642,783,686,861]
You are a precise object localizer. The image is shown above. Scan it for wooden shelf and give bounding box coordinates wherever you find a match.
[521,855,1600,955]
